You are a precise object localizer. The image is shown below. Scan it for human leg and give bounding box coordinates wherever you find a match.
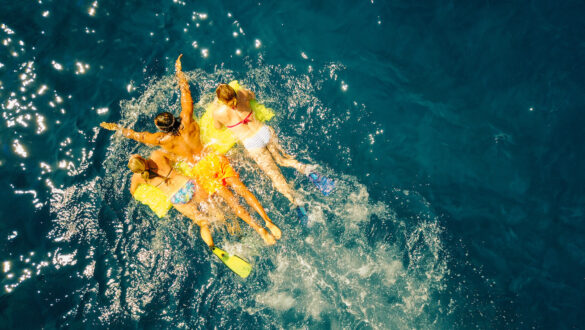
[205,198,241,236]
[223,176,282,240]
[246,147,297,205]
[173,203,214,248]
[215,186,277,245]
[264,127,311,174]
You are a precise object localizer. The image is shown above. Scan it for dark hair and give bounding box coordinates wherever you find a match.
[154,112,181,134]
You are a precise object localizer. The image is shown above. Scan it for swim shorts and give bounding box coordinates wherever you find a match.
[242,125,271,150]
[177,153,239,194]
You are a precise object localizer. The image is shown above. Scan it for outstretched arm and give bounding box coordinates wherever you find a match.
[175,55,194,125]
[100,122,167,146]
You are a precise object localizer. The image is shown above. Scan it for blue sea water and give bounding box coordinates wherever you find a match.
[1,0,585,328]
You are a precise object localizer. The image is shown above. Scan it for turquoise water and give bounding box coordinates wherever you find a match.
[2,1,585,328]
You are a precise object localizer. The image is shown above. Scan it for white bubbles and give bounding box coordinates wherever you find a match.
[126,83,136,93]
[51,60,63,71]
[191,41,198,48]
[52,249,78,269]
[201,48,209,58]
[3,261,10,273]
[40,162,52,174]
[6,98,18,110]
[36,113,46,134]
[83,261,95,277]
[96,107,109,114]
[191,11,207,20]
[37,85,47,95]
[1,24,15,34]
[235,49,241,56]
[42,11,50,17]
[301,52,308,59]
[12,139,28,158]
[254,39,261,48]
[341,81,348,91]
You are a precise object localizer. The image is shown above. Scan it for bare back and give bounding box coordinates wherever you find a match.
[212,89,264,140]
[157,122,204,163]
[129,151,186,196]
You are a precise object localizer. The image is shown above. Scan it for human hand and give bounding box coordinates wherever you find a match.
[100,122,119,130]
[175,54,183,72]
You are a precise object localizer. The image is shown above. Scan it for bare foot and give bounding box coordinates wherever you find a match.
[301,164,319,176]
[259,228,276,246]
[265,222,281,240]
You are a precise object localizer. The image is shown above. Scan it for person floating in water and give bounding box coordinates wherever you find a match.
[211,83,335,223]
[128,150,276,246]
[100,55,280,244]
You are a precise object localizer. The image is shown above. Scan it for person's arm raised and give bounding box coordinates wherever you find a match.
[100,122,167,146]
[175,55,194,125]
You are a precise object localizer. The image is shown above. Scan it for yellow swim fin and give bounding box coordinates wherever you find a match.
[212,247,252,278]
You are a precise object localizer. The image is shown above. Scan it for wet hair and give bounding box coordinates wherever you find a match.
[154,112,181,134]
[216,84,236,103]
[128,155,158,180]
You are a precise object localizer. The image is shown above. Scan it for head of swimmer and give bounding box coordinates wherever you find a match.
[128,154,156,180]
[216,84,237,109]
[154,112,181,134]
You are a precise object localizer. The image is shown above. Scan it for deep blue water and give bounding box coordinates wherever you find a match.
[1,0,585,328]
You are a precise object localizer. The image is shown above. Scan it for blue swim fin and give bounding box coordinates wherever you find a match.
[296,205,309,226]
[308,172,335,196]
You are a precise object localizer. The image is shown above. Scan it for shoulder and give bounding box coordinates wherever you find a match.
[150,149,165,159]
[130,174,144,194]
[241,89,255,100]
[150,149,173,166]
[212,101,228,117]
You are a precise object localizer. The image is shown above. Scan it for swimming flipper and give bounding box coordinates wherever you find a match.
[296,205,309,226]
[212,246,252,278]
[308,172,335,196]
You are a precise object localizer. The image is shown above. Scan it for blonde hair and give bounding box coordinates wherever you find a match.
[216,84,236,103]
[128,155,151,180]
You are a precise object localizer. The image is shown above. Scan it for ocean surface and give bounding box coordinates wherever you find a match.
[1,0,584,328]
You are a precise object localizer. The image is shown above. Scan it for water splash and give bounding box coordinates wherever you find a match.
[46,64,448,328]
